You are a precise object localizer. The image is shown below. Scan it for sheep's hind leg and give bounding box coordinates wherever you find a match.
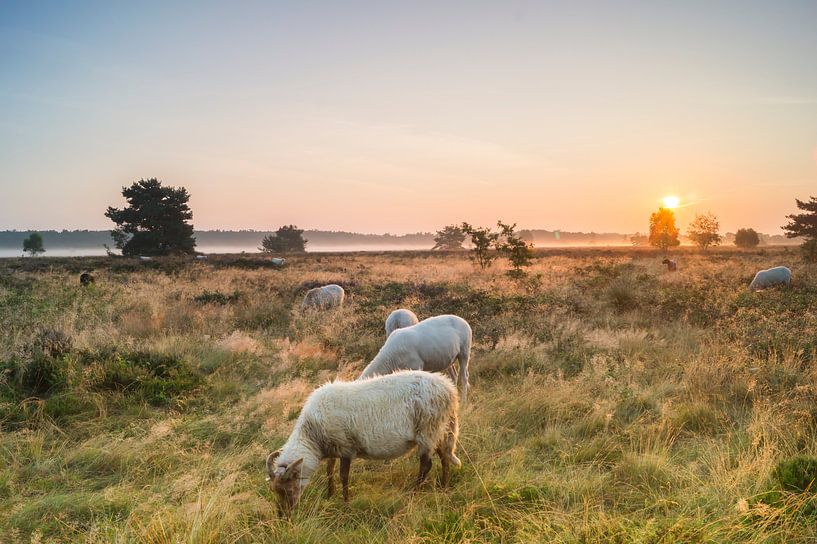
[436,447,450,487]
[326,458,336,498]
[340,457,352,502]
[414,450,433,489]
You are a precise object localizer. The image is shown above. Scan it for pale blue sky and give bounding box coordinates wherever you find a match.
[1,1,815,233]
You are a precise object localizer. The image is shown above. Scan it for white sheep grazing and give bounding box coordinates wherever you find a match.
[360,314,472,404]
[301,284,345,310]
[749,266,792,291]
[265,370,460,516]
[385,308,419,336]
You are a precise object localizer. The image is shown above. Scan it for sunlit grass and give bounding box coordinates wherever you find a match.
[1,248,816,542]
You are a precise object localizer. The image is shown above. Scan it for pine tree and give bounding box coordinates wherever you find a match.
[105,178,196,256]
[783,196,817,261]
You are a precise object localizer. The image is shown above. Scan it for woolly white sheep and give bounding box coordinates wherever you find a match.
[385,308,419,336]
[265,370,461,516]
[360,314,472,404]
[749,266,791,291]
[301,284,345,310]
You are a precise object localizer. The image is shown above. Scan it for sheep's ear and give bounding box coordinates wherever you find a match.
[266,450,281,479]
[281,458,304,481]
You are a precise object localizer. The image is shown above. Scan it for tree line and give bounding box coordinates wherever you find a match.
[634,199,817,257]
[16,177,817,263]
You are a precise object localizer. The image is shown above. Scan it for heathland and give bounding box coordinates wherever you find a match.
[1,247,816,542]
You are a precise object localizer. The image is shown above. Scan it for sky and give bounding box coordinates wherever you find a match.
[1,1,816,235]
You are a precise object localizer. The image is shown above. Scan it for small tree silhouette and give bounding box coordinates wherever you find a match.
[23,232,45,256]
[497,221,534,275]
[734,228,760,248]
[432,225,466,250]
[687,212,722,250]
[461,222,499,269]
[260,225,308,253]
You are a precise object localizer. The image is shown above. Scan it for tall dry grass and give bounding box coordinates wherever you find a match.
[1,247,816,542]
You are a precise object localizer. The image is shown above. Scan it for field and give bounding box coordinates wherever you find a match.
[2,247,817,543]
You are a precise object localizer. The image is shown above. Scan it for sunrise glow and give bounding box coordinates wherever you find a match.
[1,3,815,236]
[662,196,681,209]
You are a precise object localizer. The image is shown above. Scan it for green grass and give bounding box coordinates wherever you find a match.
[1,248,816,542]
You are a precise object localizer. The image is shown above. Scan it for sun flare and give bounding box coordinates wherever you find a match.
[662,195,680,209]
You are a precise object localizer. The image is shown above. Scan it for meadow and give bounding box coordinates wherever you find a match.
[1,247,816,543]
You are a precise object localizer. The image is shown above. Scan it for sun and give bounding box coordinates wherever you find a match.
[661,195,680,209]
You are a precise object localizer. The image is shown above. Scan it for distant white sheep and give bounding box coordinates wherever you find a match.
[385,309,419,336]
[265,370,460,516]
[301,284,345,310]
[271,257,285,266]
[749,266,791,291]
[360,314,472,404]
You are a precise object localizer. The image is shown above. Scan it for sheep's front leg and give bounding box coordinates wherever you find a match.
[340,457,352,502]
[415,451,433,489]
[326,458,336,498]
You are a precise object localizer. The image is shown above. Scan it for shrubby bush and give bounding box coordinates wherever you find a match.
[774,456,817,493]
[0,348,203,428]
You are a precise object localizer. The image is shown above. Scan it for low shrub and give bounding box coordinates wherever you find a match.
[774,456,817,493]
[93,351,202,405]
[613,395,658,425]
[607,280,639,312]
[18,355,71,397]
[193,289,241,305]
[668,402,721,435]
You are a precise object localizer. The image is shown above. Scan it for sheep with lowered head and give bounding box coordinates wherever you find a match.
[265,370,461,516]
[385,308,419,336]
[749,266,792,291]
[360,314,472,404]
[661,258,677,272]
[301,284,345,311]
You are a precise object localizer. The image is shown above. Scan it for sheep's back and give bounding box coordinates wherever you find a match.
[302,371,457,458]
[400,315,470,360]
[750,266,792,289]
